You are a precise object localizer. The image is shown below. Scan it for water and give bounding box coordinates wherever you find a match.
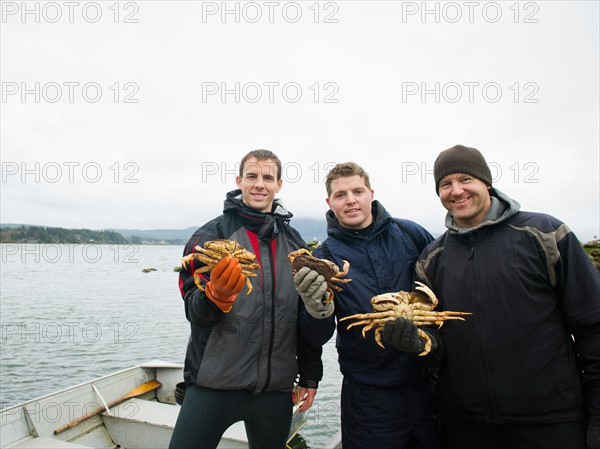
[0,244,341,448]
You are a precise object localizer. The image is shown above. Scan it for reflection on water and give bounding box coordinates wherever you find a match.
[0,244,341,447]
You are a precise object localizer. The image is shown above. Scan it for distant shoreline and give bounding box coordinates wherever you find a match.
[0,223,327,246]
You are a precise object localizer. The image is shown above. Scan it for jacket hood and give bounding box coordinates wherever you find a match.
[326,200,392,240]
[446,187,521,235]
[224,189,294,237]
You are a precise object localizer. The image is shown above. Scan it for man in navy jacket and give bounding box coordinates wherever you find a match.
[295,162,443,449]
[384,145,600,449]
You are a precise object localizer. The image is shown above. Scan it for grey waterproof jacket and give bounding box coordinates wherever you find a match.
[179,190,323,393]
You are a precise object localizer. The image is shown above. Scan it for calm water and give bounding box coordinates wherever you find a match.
[0,244,341,448]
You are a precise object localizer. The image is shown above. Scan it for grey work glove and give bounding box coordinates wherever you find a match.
[294,267,334,319]
[382,317,432,354]
[589,413,600,449]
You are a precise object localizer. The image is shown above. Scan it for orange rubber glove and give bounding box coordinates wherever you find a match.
[205,257,246,313]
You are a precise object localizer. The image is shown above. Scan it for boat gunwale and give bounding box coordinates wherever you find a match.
[1,360,182,414]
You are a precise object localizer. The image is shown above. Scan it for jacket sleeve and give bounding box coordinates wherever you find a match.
[417,325,444,367]
[298,302,336,346]
[556,230,600,415]
[414,244,445,366]
[395,218,435,254]
[179,233,225,327]
[574,323,600,415]
[411,222,435,253]
[297,300,325,388]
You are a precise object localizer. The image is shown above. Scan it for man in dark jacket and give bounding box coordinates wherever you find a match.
[384,145,600,449]
[295,162,443,449]
[169,150,323,449]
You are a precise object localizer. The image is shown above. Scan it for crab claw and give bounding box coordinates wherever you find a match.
[340,260,350,276]
[288,248,311,261]
[414,281,438,308]
[181,254,195,269]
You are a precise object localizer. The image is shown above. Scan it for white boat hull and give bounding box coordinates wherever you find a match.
[1,360,307,449]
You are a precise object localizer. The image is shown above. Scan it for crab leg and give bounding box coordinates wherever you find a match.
[345,319,379,333]
[193,270,206,291]
[240,263,260,270]
[341,310,401,322]
[371,325,433,355]
[244,276,253,294]
[416,329,432,356]
[329,277,352,285]
[359,321,383,337]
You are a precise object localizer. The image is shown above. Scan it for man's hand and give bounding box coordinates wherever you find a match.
[205,257,246,313]
[294,267,334,319]
[382,317,427,353]
[295,387,317,413]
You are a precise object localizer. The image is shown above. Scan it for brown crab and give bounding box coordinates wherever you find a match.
[340,282,470,355]
[182,240,260,294]
[287,249,351,302]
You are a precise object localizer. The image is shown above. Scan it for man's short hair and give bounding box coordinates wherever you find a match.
[325,162,372,197]
[239,149,283,180]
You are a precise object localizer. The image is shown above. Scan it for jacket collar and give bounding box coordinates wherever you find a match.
[224,189,293,238]
[326,200,393,240]
[446,188,521,235]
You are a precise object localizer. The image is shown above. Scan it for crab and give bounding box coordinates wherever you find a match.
[340,281,471,356]
[182,240,260,294]
[287,249,351,302]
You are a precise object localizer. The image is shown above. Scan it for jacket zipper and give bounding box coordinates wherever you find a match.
[260,237,276,393]
[466,232,498,421]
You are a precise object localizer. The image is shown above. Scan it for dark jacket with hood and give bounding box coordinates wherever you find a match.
[304,200,435,386]
[179,189,323,393]
[416,188,600,423]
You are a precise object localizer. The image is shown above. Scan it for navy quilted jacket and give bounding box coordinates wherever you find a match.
[304,200,435,386]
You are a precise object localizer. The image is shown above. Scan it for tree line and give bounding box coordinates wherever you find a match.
[0,225,128,244]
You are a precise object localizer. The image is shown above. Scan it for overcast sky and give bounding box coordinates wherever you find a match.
[1,1,599,241]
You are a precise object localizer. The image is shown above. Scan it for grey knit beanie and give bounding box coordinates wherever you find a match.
[434,145,492,195]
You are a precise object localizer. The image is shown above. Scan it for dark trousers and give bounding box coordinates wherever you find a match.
[168,385,293,449]
[341,377,444,449]
[443,410,587,449]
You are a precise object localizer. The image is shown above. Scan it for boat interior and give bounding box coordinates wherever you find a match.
[1,360,306,449]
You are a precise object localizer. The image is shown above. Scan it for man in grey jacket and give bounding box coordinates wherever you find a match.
[383,145,600,449]
[169,150,323,449]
